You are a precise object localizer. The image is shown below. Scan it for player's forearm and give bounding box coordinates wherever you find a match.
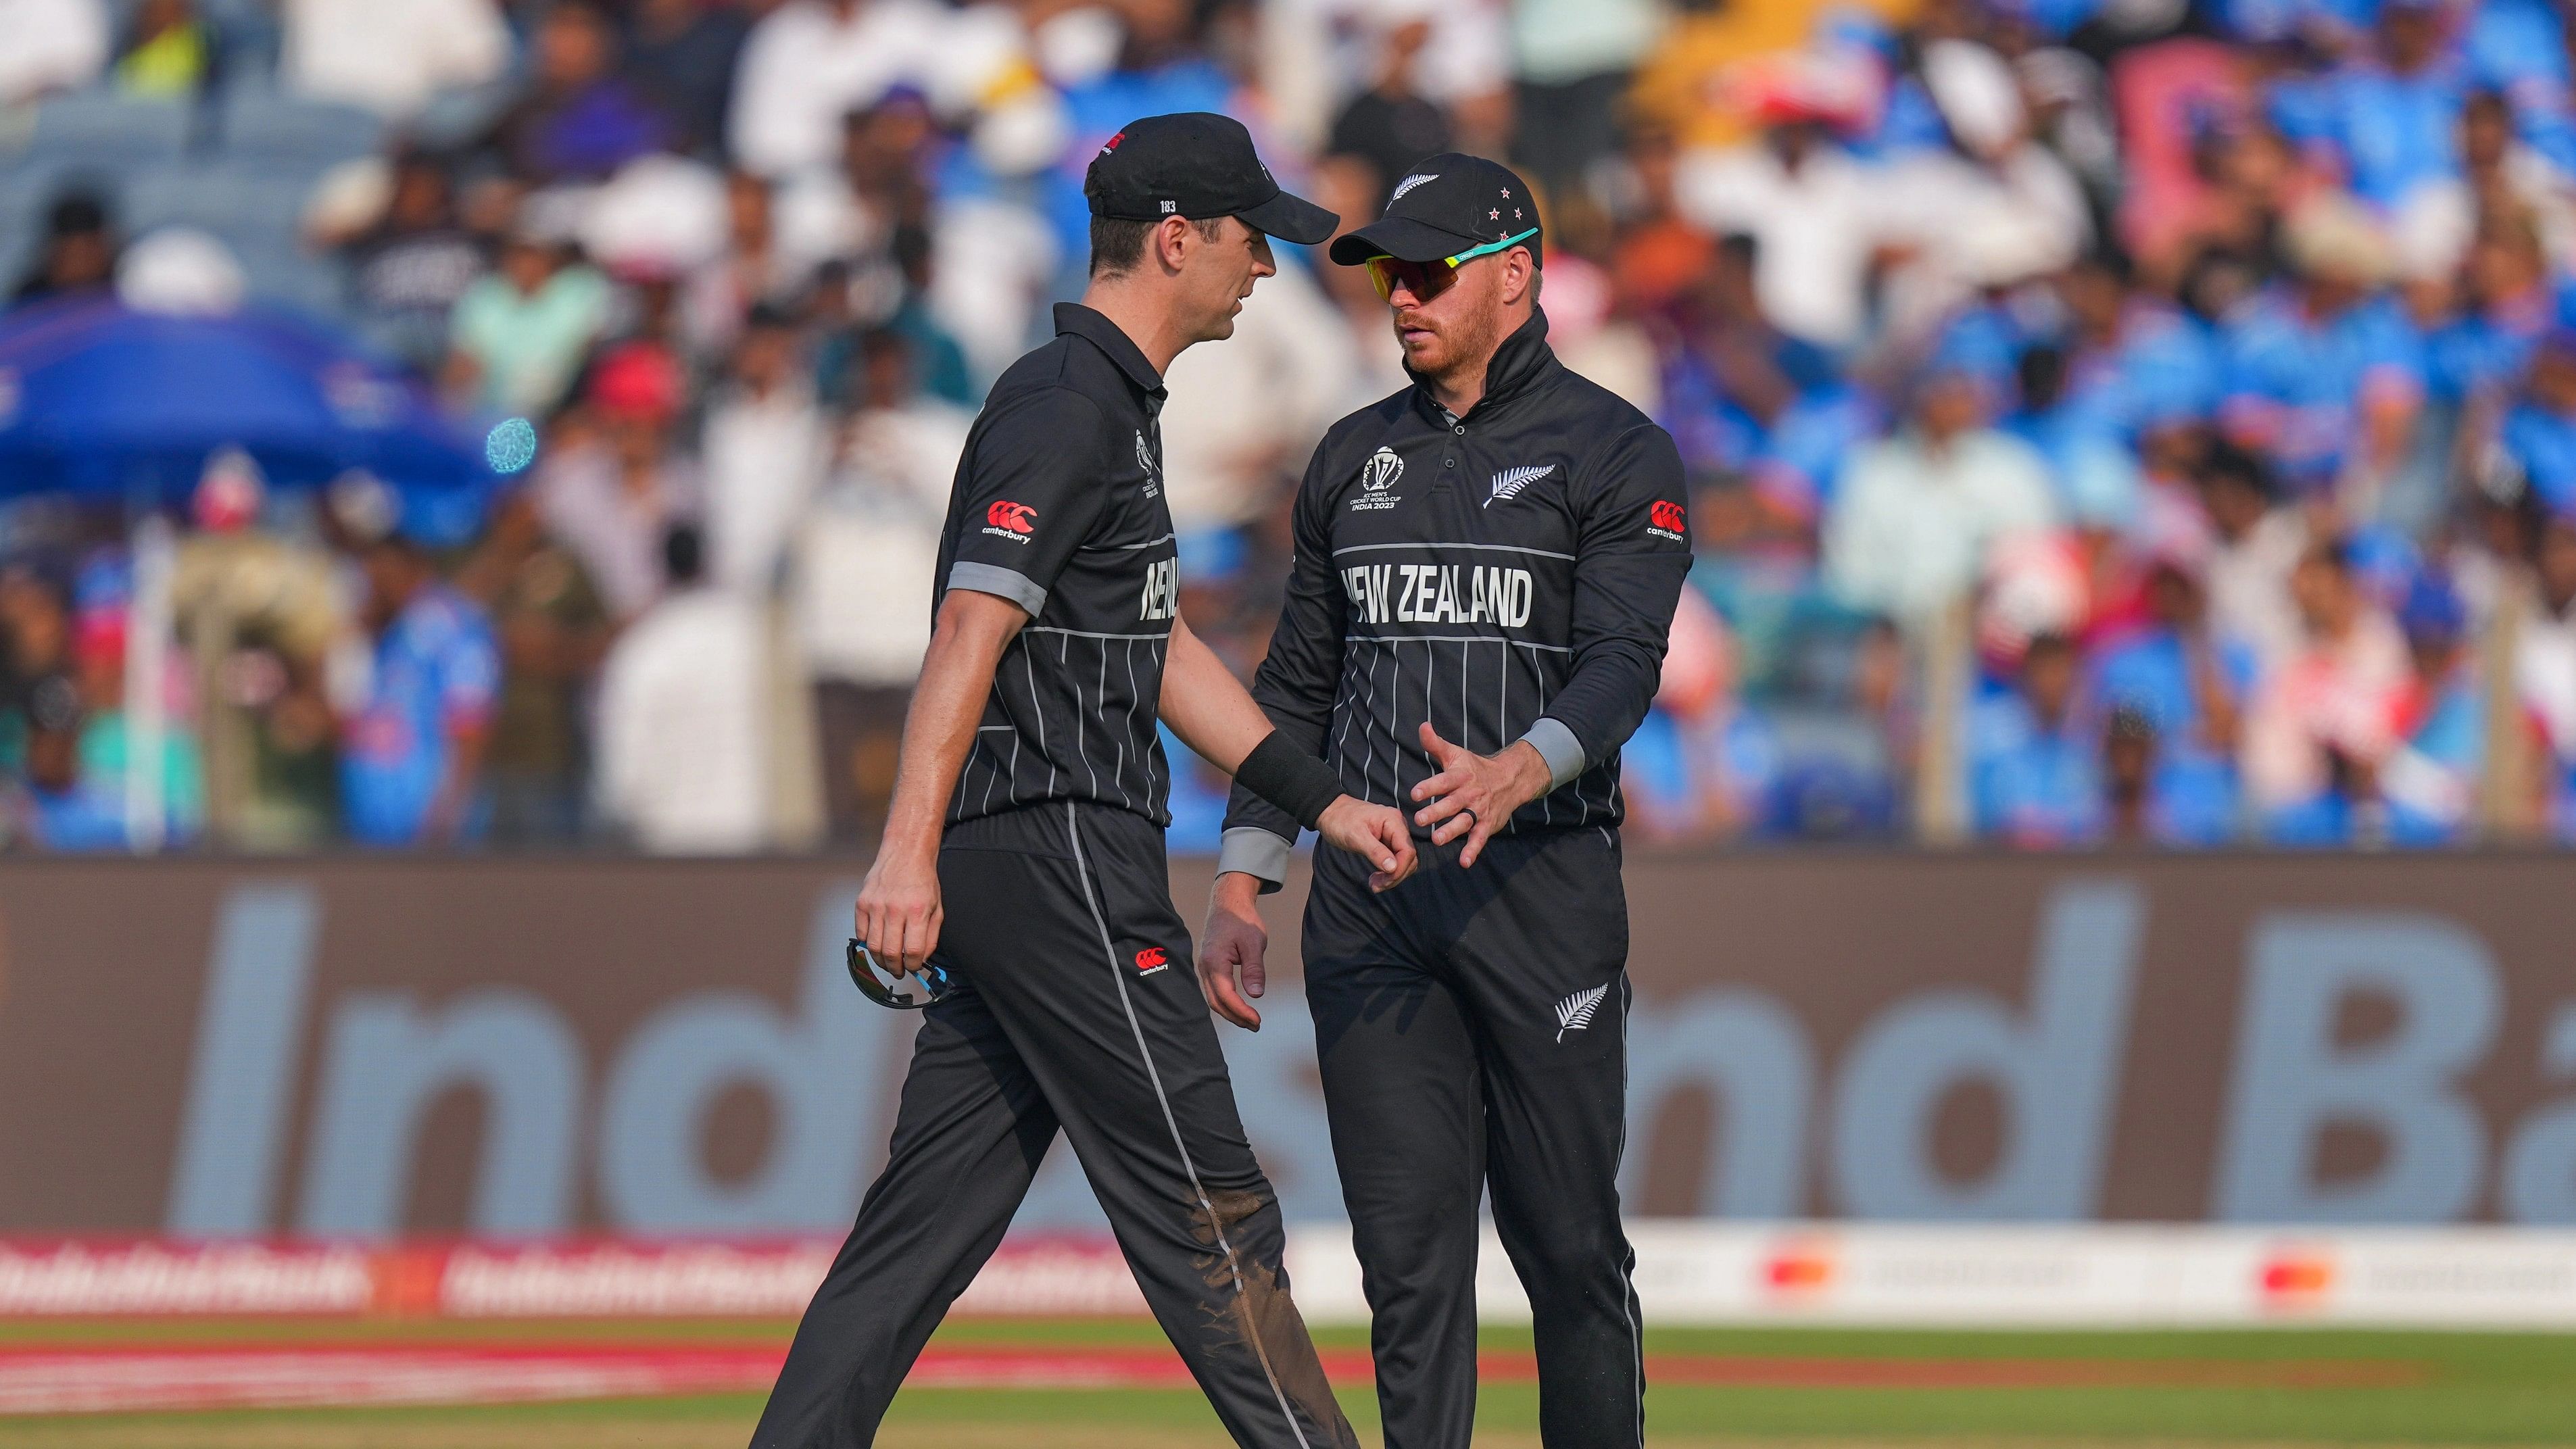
[1157,614,1278,775]
[879,593,1025,858]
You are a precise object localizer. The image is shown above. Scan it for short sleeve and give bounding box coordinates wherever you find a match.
[944,387,1116,616]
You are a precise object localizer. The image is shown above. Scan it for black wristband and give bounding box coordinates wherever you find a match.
[1236,731,1344,831]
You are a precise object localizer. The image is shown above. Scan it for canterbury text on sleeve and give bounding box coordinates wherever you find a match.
[1220,308,1692,885]
[938,302,1183,827]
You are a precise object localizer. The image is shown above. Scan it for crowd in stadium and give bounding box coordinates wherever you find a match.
[5,0,2576,852]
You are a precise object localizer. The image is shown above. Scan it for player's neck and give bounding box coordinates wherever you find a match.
[1077,279,1191,378]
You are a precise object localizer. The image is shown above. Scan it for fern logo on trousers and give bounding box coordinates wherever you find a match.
[1553,983,1607,1042]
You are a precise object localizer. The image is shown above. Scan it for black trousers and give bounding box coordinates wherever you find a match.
[752,802,1356,1449]
[1303,825,1641,1449]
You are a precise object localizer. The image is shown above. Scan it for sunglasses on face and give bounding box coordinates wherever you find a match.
[1365,226,1540,303]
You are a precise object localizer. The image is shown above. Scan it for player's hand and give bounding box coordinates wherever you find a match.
[1315,795,1418,891]
[1411,722,1554,867]
[1199,873,1269,1031]
[855,844,944,978]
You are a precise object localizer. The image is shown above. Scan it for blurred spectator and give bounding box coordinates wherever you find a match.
[2382,570,2484,844]
[174,460,345,850]
[1678,118,1895,349]
[1511,0,1661,199]
[2090,558,2251,844]
[282,0,510,119]
[339,519,500,848]
[112,0,212,97]
[0,0,109,105]
[2502,331,2576,516]
[683,170,803,358]
[336,154,487,374]
[1970,633,2101,846]
[2198,444,2308,670]
[2516,513,2576,838]
[481,2,672,183]
[704,305,828,593]
[2218,197,2425,499]
[535,346,700,618]
[595,524,768,852]
[65,565,203,847]
[1622,587,1778,841]
[1824,366,2057,632]
[445,225,612,417]
[794,327,953,841]
[2289,0,2463,214]
[12,193,119,308]
[454,489,612,843]
[623,0,754,159]
[2393,90,2576,283]
[1,677,131,851]
[729,0,967,179]
[1328,12,1454,211]
[2243,541,2411,841]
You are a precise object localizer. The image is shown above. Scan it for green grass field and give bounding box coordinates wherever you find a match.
[4,1315,2575,1448]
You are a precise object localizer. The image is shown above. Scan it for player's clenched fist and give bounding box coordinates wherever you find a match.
[855,845,944,978]
[1315,795,1418,891]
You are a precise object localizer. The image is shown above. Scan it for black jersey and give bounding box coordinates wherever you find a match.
[1219,308,1689,881]
[937,303,1181,827]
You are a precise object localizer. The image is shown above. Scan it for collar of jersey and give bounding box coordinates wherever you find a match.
[1407,305,1555,428]
[1053,301,1167,400]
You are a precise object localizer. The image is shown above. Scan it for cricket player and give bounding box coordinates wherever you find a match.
[1200,153,1693,1449]
[752,114,1419,1449]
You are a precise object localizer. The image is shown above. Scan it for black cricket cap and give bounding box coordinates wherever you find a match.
[1328,152,1542,268]
[1085,112,1339,245]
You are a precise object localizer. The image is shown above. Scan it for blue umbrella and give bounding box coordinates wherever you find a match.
[0,297,495,518]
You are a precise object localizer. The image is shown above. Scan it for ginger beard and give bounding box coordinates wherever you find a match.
[1387,250,1522,387]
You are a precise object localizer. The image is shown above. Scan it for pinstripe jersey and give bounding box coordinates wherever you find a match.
[1223,308,1691,870]
[937,303,1180,827]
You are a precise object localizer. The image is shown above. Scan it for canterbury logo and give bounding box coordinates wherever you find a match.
[1135,946,1170,976]
[1649,499,1687,535]
[1485,464,1557,508]
[1392,172,1438,201]
[986,500,1036,533]
[1554,984,1608,1042]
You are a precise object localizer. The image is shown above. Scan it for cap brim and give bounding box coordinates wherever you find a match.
[1327,216,1484,267]
[1235,187,1340,247]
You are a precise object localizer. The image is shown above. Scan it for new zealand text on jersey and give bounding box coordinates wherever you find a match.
[1342,562,1534,627]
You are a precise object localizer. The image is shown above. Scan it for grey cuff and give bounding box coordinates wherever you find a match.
[1518,716,1588,791]
[947,561,1046,616]
[1217,826,1294,887]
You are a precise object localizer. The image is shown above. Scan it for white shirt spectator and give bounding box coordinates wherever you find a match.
[595,584,771,852]
[1159,258,1354,531]
[729,0,960,178]
[2205,508,2308,672]
[794,399,969,686]
[1824,427,2058,629]
[2241,606,2410,811]
[0,0,107,105]
[282,0,512,119]
[703,380,829,594]
[1676,139,1893,349]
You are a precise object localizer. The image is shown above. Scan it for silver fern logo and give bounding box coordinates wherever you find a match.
[1485,464,1557,508]
[1391,172,1439,201]
[1553,983,1608,1042]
